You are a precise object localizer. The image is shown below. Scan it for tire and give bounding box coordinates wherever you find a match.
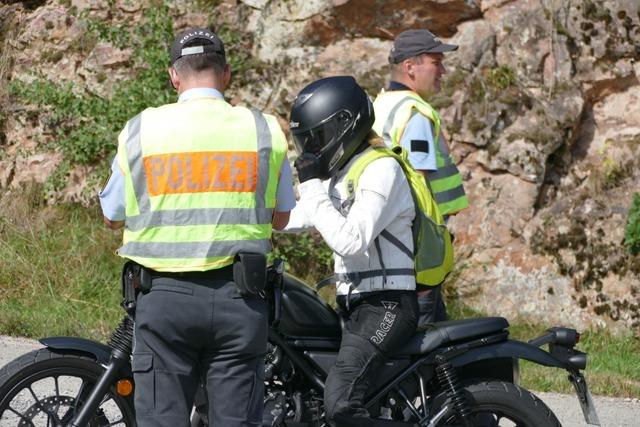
[432,381,561,427]
[0,348,136,426]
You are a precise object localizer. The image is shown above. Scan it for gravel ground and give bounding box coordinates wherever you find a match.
[0,336,638,426]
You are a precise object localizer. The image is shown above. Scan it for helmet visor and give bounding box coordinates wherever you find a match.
[292,127,326,156]
[291,110,353,156]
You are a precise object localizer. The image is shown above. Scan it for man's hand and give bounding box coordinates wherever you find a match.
[103,216,124,230]
[272,211,290,230]
[294,153,323,183]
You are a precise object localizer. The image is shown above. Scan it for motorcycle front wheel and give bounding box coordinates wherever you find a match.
[430,381,561,427]
[0,347,135,426]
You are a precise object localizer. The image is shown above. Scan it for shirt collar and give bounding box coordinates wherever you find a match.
[178,87,224,103]
[387,81,412,91]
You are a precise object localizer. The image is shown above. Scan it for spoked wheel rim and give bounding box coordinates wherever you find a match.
[0,364,132,427]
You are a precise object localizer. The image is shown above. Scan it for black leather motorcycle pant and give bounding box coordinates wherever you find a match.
[324,290,418,427]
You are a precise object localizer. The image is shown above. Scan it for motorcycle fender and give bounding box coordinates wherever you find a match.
[450,340,566,370]
[40,337,112,366]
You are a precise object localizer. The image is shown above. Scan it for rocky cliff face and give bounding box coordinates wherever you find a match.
[1,0,638,332]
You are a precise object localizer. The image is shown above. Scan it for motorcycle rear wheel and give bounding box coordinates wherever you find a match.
[431,381,561,427]
[0,348,135,426]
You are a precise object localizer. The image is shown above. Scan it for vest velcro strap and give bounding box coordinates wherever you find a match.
[434,185,467,205]
[316,268,415,290]
[427,163,460,181]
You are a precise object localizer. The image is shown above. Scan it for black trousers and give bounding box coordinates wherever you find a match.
[132,273,268,427]
[416,284,448,327]
[324,290,418,426]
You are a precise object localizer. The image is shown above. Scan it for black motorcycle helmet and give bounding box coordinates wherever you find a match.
[289,76,374,180]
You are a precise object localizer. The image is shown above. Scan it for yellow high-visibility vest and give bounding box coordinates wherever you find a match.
[345,146,454,286]
[115,97,287,272]
[373,90,468,215]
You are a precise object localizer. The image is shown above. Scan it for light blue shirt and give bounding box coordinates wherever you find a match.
[398,113,437,172]
[99,88,296,220]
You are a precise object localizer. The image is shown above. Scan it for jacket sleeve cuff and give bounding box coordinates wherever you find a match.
[297,178,329,218]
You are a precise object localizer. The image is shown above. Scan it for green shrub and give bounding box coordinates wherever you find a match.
[9,4,255,189]
[10,5,174,167]
[271,232,334,284]
[624,193,640,255]
[485,66,516,91]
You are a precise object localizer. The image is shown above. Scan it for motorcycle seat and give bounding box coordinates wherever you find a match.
[395,317,509,355]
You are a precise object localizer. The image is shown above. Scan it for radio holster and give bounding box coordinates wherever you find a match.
[233,252,267,296]
[121,262,153,307]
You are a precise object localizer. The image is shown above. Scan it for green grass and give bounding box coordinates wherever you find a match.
[447,300,640,397]
[0,198,124,340]
[0,200,638,397]
[510,322,640,398]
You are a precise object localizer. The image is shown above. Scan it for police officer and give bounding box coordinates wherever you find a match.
[287,76,420,427]
[99,28,295,427]
[373,28,469,325]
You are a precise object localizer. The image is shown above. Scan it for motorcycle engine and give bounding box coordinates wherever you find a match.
[263,343,300,425]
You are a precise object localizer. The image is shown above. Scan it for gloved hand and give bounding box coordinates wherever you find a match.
[294,153,323,183]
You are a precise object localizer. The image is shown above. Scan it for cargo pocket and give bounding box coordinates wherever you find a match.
[150,284,194,295]
[245,371,264,424]
[132,352,155,414]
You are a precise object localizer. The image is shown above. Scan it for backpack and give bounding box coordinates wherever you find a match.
[344,146,454,286]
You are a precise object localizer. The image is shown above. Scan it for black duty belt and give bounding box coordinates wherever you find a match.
[146,264,234,281]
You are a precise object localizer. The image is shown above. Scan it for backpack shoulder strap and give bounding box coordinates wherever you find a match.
[345,147,417,265]
[344,147,398,199]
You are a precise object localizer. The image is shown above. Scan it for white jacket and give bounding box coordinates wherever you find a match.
[285,148,416,295]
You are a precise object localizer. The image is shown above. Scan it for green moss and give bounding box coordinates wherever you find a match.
[10,5,176,167]
[40,50,64,63]
[485,66,516,91]
[625,193,640,255]
[430,94,453,109]
[582,0,612,23]
[466,115,486,133]
[440,68,467,98]
[468,76,486,102]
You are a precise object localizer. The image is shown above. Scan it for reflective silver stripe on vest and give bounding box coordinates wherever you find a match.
[125,207,274,232]
[250,108,272,209]
[125,114,150,214]
[427,163,459,181]
[382,96,415,144]
[118,238,271,259]
[434,185,467,205]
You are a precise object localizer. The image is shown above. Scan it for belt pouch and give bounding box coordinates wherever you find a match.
[139,267,152,293]
[122,262,140,302]
[233,252,267,295]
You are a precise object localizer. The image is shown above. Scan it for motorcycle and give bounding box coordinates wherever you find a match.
[0,261,600,426]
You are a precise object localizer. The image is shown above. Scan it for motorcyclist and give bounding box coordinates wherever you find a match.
[285,76,419,427]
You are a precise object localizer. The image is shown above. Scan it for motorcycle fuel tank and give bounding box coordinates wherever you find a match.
[278,274,341,338]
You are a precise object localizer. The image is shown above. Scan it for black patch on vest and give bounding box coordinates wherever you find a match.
[410,140,430,153]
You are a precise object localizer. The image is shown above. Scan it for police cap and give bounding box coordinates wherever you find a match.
[389,29,458,64]
[170,28,225,66]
